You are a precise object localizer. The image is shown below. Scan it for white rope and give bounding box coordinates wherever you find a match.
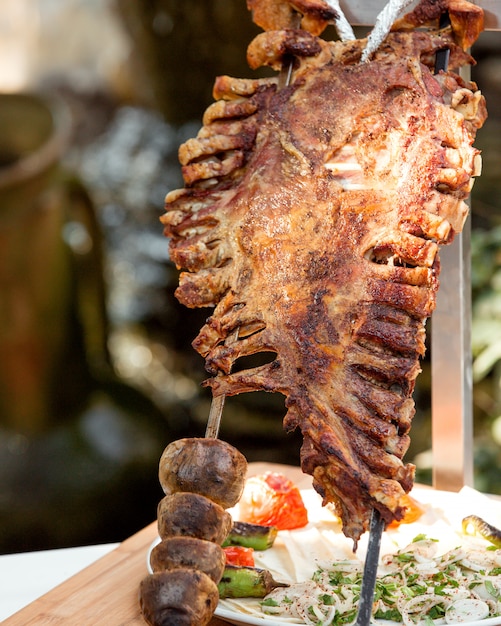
[361,0,415,61]
[325,0,356,41]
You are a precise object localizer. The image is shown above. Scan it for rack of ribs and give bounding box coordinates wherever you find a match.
[161,0,486,548]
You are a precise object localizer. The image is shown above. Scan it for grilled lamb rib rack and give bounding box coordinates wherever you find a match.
[161,0,486,548]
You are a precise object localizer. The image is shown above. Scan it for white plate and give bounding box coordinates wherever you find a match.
[214,606,501,626]
[148,485,501,626]
[213,606,501,626]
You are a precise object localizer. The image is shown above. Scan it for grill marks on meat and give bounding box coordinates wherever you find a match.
[161,1,486,546]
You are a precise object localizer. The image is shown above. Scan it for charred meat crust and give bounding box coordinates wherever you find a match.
[161,0,486,547]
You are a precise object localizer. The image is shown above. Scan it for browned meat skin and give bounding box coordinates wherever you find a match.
[150,536,226,583]
[158,438,247,509]
[247,0,337,35]
[392,0,484,50]
[157,492,232,544]
[161,0,486,547]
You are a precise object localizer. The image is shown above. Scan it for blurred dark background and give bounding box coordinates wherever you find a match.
[0,0,500,555]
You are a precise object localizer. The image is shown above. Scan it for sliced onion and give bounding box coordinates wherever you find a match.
[445,598,490,624]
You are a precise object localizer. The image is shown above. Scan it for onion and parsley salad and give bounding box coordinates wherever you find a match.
[260,534,501,625]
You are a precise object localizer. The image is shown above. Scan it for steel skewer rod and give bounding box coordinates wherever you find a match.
[355,510,385,625]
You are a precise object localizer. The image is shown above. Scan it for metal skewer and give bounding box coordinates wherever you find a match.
[435,12,451,74]
[278,16,301,89]
[355,510,385,625]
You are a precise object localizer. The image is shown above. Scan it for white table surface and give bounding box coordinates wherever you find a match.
[0,542,119,621]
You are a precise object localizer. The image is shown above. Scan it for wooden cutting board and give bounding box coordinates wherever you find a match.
[3,463,307,626]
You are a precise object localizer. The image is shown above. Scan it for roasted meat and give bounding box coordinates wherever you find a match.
[161,0,486,547]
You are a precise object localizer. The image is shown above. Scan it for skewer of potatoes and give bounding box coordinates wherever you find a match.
[139,438,247,626]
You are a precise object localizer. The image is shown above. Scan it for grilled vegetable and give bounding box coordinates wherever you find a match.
[158,438,247,509]
[462,515,501,548]
[217,564,289,599]
[140,569,218,626]
[150,536,226,583]
[140,438,248,626]
[157,492,232,544]
[223,520,278,551]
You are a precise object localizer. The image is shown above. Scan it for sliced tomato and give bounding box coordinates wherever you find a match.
[237,472,308,530]
[223,545,255,566]
[388,493,425,529]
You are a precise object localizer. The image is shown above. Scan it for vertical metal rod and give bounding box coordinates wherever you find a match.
[431,224,474,491]
[355,510,385,626]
